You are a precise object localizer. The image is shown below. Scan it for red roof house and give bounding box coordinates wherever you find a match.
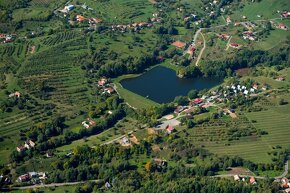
[166,126,175,134]
[229,43,240,48]
[193,98,203,104]
[278,24,288,30]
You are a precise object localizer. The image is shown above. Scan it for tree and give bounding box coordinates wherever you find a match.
[174,96,188,106]
[188,89,198,99]
[145,161,153,172]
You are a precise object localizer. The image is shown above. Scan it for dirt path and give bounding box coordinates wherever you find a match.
[9,180,100,190]
[195,32,205,66]
[225,36,232,51]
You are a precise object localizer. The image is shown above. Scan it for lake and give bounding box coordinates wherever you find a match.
[120,66,223,103]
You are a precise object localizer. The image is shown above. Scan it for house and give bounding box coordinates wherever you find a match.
[184,16,191,22]
[121,137,130,146]
[46,151,53,158]
[9,91,21,98]
[281,11,290,18]
[28,140,35,147]
[243,31,255,41]
[252,83,259,90]
[0,33,6,39]
[105,182,112,188]
[104,87,114,94]
[28,172,38,179]
[82,118,96,129]
[234,175,240,181]
[166,125,175,134]
[193,98,203,104]
[276,76,285,81]
[229,43,240,49]
[38,172,47,180]
[89,18,102,25]
[16,145,26,152]
[98,78,107,86]
[174,106,184,114]
[82,121,90,129]
[226,17,232,24]
[153,158,168,167]
[278,24,288,30]
[218,33,230,40]
[281,178,290,189]
[76,15,85,22]
[262,85,268,91]
[234,21,241,26]
[18,174,30,182]
[24,142,30,149]
[250,176,257,185]
[172,41,186,49]
[61,5,74,13]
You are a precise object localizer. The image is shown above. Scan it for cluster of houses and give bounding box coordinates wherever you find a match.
[17,172,47,184]
[111,12,161,33]
[0,33,16,44]
[16,140,35,153]
[242,31,256,41]
[97,78,115,95]
[234,175,257,185]
[222,83,267,97]
[82,118,96,129]
[241,21,257,30]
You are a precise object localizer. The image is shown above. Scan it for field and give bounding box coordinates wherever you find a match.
[204,104,290,163]
[229,0,290,21]
[71,0,154,23]
[11,185,77,193]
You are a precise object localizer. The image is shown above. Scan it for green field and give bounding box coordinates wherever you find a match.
[57,117,141,151]
[201,104,290,163]
[11,185,77,193]
[229,0,290,21]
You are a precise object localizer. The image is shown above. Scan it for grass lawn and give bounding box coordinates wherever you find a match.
[114,80,160,109]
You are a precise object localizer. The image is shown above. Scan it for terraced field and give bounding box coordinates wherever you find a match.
[74,0,154,23]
